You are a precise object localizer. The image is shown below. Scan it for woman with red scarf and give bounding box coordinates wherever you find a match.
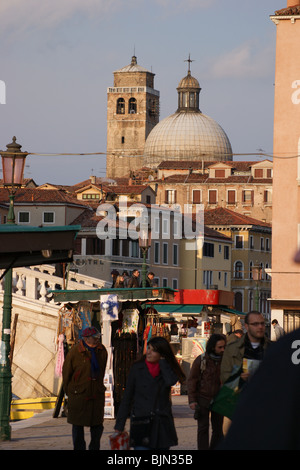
[114,336,186,450]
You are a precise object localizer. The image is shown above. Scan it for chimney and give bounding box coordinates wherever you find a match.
[90,175,96,184]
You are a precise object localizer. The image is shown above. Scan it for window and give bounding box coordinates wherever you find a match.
[266,238,270,252]
[267,168,272,178]
[265,263,271,281]
[121,136,125,144]
[154,217,160,234]
[250,235,254,250]
[86,238,105,255]
[116,98,125,114]
[131,240,139,258]
[165,189,176,204]
[162,278,168,287]
[82,193,100,199]
[43,212,54,224]
[154,242,160,264]
[172,279,178,289]
[224,272,228,287]
[260,237,265,251]
[129,98,137,114]
[224,245,229,260]
[173,244,178,265]
[227,190,236,204]
[215,169,225,178]
[264,190,272,204]
[112,239,120,256]
[254,168,263,178]
[122,239,129,257]
[208,189,217,204]
[192,189,201,204]
[249,261,253,279]
[18,212,30,224]
[203,270,213,288]
[163,242,168,264]
[234,292,243,311]
[234,261,243,279]
[162,217,169,236]
[203,242,214,257]
[235,235,243,249]
[242,190,254,205]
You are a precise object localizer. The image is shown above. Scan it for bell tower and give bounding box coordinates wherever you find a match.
[270,1,300,331]
[106,56,160,178]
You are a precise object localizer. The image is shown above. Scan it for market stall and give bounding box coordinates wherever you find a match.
[52,287,176,418]
[145,289,246,390]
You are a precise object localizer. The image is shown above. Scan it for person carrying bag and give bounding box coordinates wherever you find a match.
[114,336,186,450]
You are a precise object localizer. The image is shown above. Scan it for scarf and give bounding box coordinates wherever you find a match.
[209,352,222,362]
[84,341,100,378]
[145,359,160,378]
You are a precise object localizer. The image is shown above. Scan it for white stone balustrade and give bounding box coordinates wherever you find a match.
[0,264,109,304]
[0,264,110,399]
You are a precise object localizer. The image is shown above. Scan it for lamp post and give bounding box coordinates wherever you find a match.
[0,137,27,440]
[252,264,262,312]
[138,225,151,288]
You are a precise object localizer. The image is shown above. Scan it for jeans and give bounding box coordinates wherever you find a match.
[196,406,223,450]
[72,424,104,450]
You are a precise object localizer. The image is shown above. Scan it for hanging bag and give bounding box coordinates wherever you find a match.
[109,431,130,450]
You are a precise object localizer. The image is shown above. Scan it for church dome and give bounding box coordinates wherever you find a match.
[143,66,232,168]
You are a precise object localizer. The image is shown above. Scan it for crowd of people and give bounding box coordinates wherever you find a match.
[111,269,156,288]
[62,310,291,451]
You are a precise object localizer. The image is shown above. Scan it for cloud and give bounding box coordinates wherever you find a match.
[0,0,134,38]
[208,41,275,79]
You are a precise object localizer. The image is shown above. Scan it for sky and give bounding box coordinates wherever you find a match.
[0,0,284,186]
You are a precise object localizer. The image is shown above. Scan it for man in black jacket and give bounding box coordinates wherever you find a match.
[219,329,300,449]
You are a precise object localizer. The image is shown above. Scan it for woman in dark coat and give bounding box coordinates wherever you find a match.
[62,327,108,450]
[114,336,186,450]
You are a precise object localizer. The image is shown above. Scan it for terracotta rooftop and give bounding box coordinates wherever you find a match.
[160,174,272,184]
[275,6,300,15]
[204,207,271,228]
[157,160,267,172]
[0,188,85,206]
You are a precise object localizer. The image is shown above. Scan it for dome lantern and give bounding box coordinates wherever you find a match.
[177,55,201,112]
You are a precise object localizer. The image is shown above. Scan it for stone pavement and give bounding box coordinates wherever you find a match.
[0,395,198,451]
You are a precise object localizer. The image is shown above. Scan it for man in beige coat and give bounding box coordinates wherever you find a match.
[63,327,108,450]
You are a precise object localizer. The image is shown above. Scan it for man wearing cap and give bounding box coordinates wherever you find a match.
[63,327,108,450]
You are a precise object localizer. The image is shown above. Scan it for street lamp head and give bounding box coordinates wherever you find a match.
[252,264,262,281]
[1,137,28,190]
[138,225,152,249]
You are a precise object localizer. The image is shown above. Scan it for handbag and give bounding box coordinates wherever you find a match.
[109,431,130,450]
[129,383,162,448]
[130,415,154,447]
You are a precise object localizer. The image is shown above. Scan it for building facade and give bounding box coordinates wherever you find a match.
[270,2,300,334]
[154,159,273,223]
[205,207,272,316]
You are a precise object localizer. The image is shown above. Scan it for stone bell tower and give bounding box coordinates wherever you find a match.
[106,56,160,179]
